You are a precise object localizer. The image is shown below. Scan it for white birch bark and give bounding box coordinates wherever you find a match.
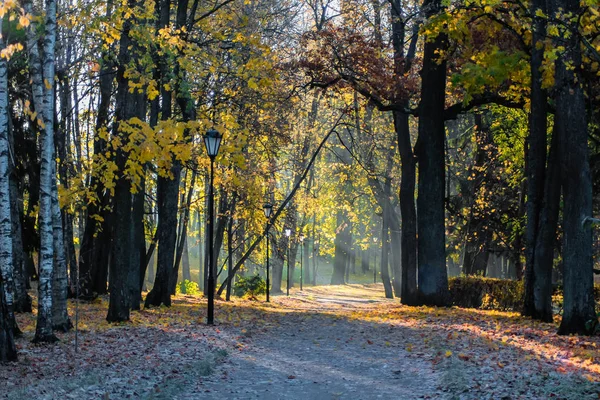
[51,159,70,331]
[0,19,18,339]
[33,0,59,342]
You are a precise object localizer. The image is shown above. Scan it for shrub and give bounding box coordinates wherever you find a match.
[233,274,266,300]
[449,277,600,313]
[176,279,200,296]
[448,276,523,312]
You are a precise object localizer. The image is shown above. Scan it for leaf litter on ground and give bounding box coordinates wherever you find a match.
[1,284,599,399]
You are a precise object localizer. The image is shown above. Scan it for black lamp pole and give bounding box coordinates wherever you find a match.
[285,228,291,296]
[263,203,273,302]
[300,235,304,290]
[204,128,222,325]
[373,237,378,284]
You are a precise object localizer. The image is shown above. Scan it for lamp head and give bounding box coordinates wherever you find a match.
[204,128,222,159]
[263,203,273,218]
[285,228,291,237]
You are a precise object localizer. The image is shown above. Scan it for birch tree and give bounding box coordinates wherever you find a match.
[33,0,60,343]
[0,15,18,361]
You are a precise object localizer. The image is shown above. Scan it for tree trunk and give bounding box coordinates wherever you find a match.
[106,0,139,322]
[34,0,59,342]
[416,0,449,306]
[0,24,18,360]
[531,124,561,322]
[78,0,114,299]
[226,216,233,301]
[51,161,70,331]
[131,176,146,310]
[331,210,348,285]
[182,237,191,282]
[303,237,310,285]
[523,0,549,318]
[381,208,393,299]
[555,0,596,334]
[170,170,196,294]
[8,114,31,313]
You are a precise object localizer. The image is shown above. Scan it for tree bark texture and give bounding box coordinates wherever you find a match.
[0,21,18,360]
[416,0,449,306]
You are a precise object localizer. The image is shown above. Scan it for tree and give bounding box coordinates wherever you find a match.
[523,0,555,322]
[0,14,18,362]
[32,0,60,343]
[554,0,597,335]
[415,0,449,306]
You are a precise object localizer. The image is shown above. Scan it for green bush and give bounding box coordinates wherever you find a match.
[233,274,266,300]
[448,276,523,311]
[176,279,200,296]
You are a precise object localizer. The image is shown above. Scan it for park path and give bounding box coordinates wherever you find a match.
[192,286,442,400]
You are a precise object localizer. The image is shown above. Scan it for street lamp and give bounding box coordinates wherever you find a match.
[373,237,378,284]
[204,128,222,325]
[285,228,291,296]
[299,234,305,290]
[263,203,273,302]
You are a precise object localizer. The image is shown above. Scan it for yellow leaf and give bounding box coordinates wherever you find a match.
[445,350,452,357]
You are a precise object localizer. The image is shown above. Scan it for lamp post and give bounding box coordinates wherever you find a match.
[204,128,222,325]
[285,228,291,296]
[373,237,378,284]
[299,234,305,290]
[263,203,273,302]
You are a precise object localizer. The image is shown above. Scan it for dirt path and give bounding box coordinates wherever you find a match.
[196,290,439,399]
[3,284,599,399]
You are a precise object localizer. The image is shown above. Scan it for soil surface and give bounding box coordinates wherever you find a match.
[2,284,599,399]
[197,288,439,399]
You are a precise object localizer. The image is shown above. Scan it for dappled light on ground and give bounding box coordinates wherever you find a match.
[2,284,599,399]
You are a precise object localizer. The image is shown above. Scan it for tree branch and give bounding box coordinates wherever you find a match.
[216,114,344,296]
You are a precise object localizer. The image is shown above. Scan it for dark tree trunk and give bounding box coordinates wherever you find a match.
[106,2,138,322]
[555,0,596,334]
[303,236,310,285]
[144,0,177,308]
[523,0,549,318]
[182,237,191,282]
[170,170,196,294]
[0,277,17,361]
[361,248,369,274]
[531,125,561,322]
[226,216,233,301]
[130,176,146,311]
[389,0,418,305]
[331,210,348,285]
[146,171,179,308]
[381,206,393,299]
[79,6,114,298]
[416,0,449,306]
[8,117,31,312]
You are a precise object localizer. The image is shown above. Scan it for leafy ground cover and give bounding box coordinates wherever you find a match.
[1,284,599,399]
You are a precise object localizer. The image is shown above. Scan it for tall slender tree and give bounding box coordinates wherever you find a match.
[0,16,18,362]
[33,0,60,343]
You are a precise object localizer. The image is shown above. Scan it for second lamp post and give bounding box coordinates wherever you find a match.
[204,128,222,325]
[263,203,273,302]
[285,228,291,296]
